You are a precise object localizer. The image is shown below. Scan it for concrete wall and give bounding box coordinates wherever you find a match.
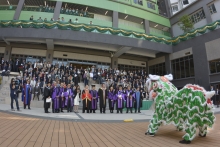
[148,56,165,66]
[118,58,146,67]
[170,48,192,60]
[53,51,111,63]
[172,22,184,37]
[11,48,46,56]
[205,38,220,61]
[0,47,5,53]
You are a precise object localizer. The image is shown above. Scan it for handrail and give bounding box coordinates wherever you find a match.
[0,20,219,45]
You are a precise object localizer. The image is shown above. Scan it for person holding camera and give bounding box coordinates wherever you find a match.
[10,81,20,111]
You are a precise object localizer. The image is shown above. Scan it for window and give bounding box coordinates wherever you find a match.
[190,9,206,24]
[134,0,143,5]
[147,1,155,10]
[182,0,189,5]
[208,3,217,14]
[171,55,194,79]
[171,5,178,13]
[209,59,220,74]
[149,63,166,76]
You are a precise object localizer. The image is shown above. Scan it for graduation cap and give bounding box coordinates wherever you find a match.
[92,85,96,87]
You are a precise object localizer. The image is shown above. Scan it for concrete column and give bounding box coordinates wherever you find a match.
[164,0,172,17]
[192,44,210,90]
[4,45,12,61]
[13,0,25,20]
[46,50,54,63]
[144,19,150,34]
[111,57,118,69]
[203,5,212,24]
[112,11,118,28]
[53,1,62,20]
[165,54,171,74]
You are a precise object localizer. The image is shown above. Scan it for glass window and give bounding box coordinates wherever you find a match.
[147,1,155,10]
[209,3,217,14]
[209,61,216,74]
[171,5,178,12]
[171,55,194,79]
[190,9,206,24]
[189,59,195,77]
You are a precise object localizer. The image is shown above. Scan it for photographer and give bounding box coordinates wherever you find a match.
[10,82,20,111]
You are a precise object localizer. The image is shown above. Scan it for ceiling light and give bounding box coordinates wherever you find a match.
[65,3,67,8]
[105,11,108,15]
[86,7,88,10]
[141,21,143,24]
[124,15,128,19]
[44,1,46,6]
[154,24,158,27]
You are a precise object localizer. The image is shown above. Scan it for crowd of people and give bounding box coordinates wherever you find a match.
[6,58,149,113]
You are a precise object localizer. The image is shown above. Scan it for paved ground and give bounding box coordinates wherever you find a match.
[0,105,220,147]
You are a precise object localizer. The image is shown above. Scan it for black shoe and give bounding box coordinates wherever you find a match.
[17,109,21,112]
[149,133,155,136]
[199,133,206,137]
[61,111,64,113]
[138,111,141,113]
[126,112,128,113]
[28,108,31,110]
[179,140,191,144]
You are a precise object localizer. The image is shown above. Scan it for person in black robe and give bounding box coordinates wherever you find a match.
[44,82,51,113]
[98,84,108,113]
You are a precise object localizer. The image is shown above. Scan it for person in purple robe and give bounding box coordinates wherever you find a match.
[52,82,60,113]
[116,85,125,113]
[125,85,135,113]
[59,83,65,113]
[108,86,116,113]
[90,85,98,113]
[66,84,74,112]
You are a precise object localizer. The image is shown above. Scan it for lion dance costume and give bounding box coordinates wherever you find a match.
[145,74,216,144]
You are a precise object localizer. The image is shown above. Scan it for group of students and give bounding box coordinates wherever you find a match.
[43,82,144,114]
[17,79,144,114]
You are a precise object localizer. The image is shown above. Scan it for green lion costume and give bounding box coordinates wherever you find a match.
[145,74,216,144]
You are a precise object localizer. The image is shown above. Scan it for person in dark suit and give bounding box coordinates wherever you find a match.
[43,82,52,113]
[98,84,108,113]
[33,82,41,101]
[14,59,20,72]
[216,88,220,108]
[10,83,20,111]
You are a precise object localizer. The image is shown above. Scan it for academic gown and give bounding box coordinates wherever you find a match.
[21,84,31,105]
[98,88,108,108]
[52,87,60,109]
[59,87,65,108]
[65,88,74,107]
[125,90,135,108]
[108,90,116,109]
[44,87,51,109]
[134,91,143,109]
[82,89,92,110]
[116,90,125,109]
[90,90,98,110]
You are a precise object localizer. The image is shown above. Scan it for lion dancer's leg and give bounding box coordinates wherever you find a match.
[179,123,196,144]
[176,123,184,131]
[199,125,207,137]
[145,113,161,136]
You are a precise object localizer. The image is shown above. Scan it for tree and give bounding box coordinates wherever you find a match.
[178,15,194,33]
